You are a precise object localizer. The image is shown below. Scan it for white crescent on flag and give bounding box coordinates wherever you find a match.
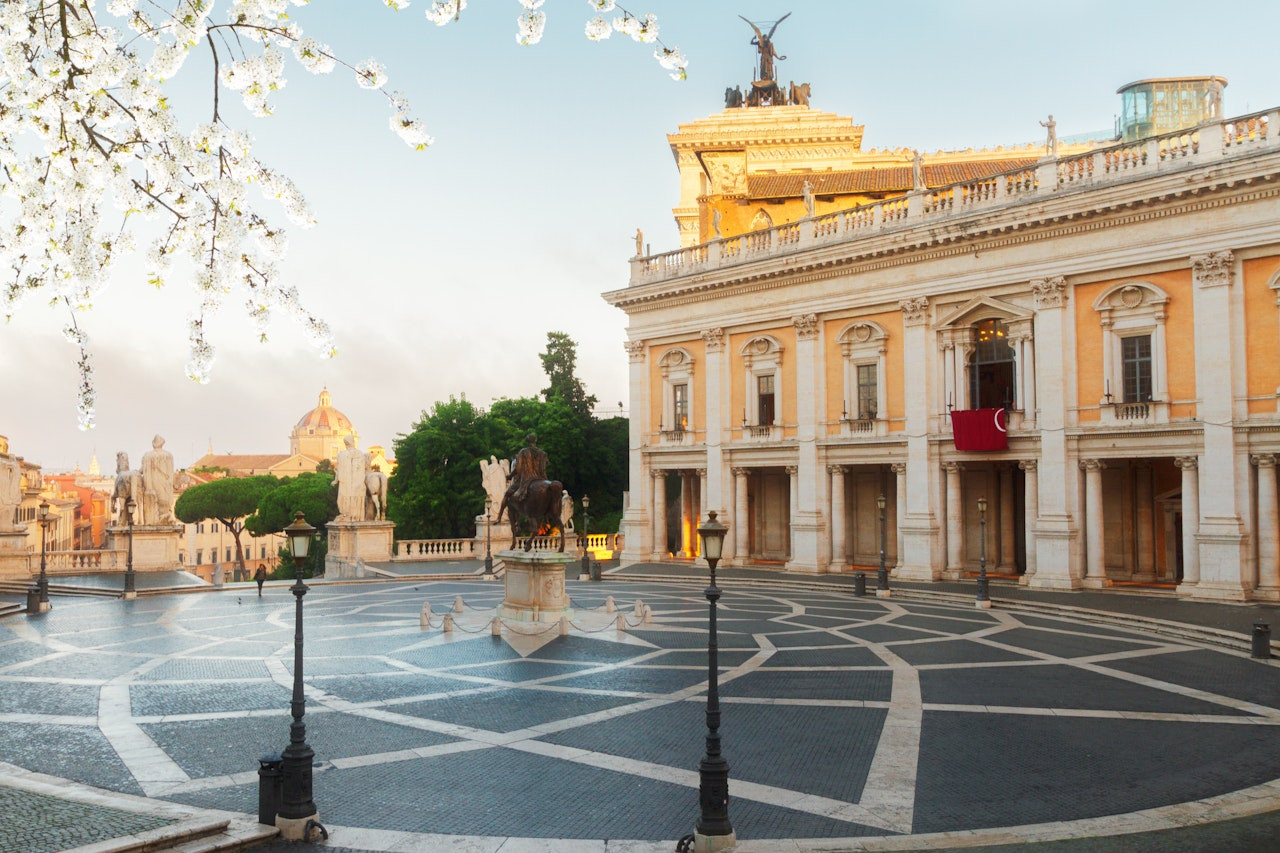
[994,408,1006,433]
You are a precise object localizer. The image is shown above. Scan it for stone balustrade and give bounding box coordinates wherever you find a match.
[32,549,126,574]
[393,539,478,561]
[630,110,1280,287]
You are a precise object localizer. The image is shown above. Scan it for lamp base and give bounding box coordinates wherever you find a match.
[276,812,319,841]
[693,829,737,852]
[974,598,992,609]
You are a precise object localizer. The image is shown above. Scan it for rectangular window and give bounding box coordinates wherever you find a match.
[672,383,688,430]
[261,546,267,559]
[1122,335,1152,403]
[757,374,776,425]
[856,364,878,420]
[226,548,232,563]
[196,550,203,565]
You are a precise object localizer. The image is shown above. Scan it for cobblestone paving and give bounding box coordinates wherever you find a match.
[0,785,174,853]
[1,579,1279,850]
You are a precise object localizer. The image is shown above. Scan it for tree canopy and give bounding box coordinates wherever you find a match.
[3,2,686,428]
[540,331,598,417]
[174,475,279,574]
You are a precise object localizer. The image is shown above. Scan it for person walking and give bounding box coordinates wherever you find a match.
[254,564,267,596]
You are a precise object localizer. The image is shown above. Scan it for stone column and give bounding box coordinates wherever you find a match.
[1254,454,1280,596]
[1028,277,1082,589]
[651,469,667,561]
[829,465,847,570]
[998,464,1015,570]
[1019,460,1038,580]
[703,329,726,518]
[1082,459,1108,588]
[898,296,943,578]
[1190,251,1249,599]
[945,462,964,578]
[786,465,799,566]
[620,340,650,564]
[1176,457,1200,589]
[892,462,907,569]
[680,471,695,557]
[791,313,822,572]
[733,468,749,564]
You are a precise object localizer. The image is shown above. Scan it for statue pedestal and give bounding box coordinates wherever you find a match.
[106,524,182,571]
[0,529,30,580]
[474,517,514,554]
[327,520,395,577]
[498,550,576,623]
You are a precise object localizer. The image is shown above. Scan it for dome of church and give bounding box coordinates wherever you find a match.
[290,389,359,462]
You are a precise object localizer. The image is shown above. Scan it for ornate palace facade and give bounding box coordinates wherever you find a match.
[605,88,1280,601]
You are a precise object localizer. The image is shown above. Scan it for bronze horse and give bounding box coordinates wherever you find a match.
[497,479,566,552]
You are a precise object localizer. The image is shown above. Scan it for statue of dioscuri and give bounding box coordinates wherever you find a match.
[479,455,511,512]
[140,434,176,525]
[334,435,372,521]
[496,433,566,551]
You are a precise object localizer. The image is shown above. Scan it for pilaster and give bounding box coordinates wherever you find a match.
[898,297,943,575]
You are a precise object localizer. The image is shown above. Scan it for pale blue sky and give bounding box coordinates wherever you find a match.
[4,1,1280,471]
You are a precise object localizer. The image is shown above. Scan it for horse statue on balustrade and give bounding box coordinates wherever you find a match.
[497,479,565,552]
[111,451,141,525]
[364,468,389,521]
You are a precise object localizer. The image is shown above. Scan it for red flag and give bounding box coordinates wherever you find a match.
[950,408,1007,451]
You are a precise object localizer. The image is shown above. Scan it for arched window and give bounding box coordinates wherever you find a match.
[658,348,695,442]
[1092,281,1169,420]
[969,319,1016,409]
[749,209,774,232]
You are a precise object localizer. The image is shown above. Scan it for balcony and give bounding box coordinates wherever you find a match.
[658,428,694,446]
[1099,400,1169,426]
[839,416,888,438]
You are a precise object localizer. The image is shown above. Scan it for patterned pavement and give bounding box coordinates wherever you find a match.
[1,576,1279,851]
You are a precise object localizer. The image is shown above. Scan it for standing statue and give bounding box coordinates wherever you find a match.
[911,150,926,192]
[334,435,372,521]
[140,434,176,525]
[802,179,815,217]
[111,452,141,525]
[0,438,24,533]
[712,208,723,239]
[1040,115,1058,158]
[480,455,511,512]
[740,12,790,83]
[496,433,566,552]
[634,227,644,258]
[560,490,575,533]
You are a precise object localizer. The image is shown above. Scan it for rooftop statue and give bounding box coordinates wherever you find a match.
[739,12,790,84]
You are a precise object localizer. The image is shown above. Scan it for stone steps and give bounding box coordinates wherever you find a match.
[76,817,277,853]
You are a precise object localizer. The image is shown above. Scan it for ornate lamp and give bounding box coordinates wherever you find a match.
[277,511,319,836]
[691,511,734,850]
[580,494,591,577]
[976,496,990,607]
[876,493,889,595]
[124,496,136,598]
[483,496,494,576]
[34,500,52,612]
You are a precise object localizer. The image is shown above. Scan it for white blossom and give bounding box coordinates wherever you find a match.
[588,0,617,11]
[516,10,546,45]
[585,17,611,41]
[355,59,388,89]
[425,0,465,25]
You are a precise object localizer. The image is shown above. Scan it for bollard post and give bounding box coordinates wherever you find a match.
[419,602,431,629]
[854,572,866,597]
[1252,622,1272,659]
[491,617,502,636]
[559,615,570,636]
[257,754,283,825]
[605,596,616,613]
[616,613,627,631]
[453,596,464,613]
[643,605,652,624]
[442,613,453,633]
[634,599,644,617]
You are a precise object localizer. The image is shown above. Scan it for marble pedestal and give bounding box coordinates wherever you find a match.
[326,520,395,577]
[106,524,182,570]
[0,529,30,580]
[498,549,577,622]
[474,517,513,555]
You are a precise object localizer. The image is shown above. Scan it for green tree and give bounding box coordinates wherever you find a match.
[390,397,503,538]
[539,332,598,417]
[315,458,334,475]
[242,473,336,578]
[174,476,278,578]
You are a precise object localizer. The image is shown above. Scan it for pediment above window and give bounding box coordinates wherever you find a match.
[937,295,1031,329]
[1092,281,1169,313]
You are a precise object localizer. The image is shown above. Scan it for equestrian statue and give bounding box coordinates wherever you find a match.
[496,433,566,552]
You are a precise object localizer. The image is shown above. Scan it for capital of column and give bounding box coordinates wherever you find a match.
[732,467,749,478]
[899,296,929,326]
[696,468,707,478]
[1174,456,1199,470]
[651,468,666,481]
[624,340,646,362]
[1031,276,1067,309]
[1080,458,1106,472]
[1191,250,1235,289]
[702,327,725,352]
[890,462,907,475]
[785,466,798,476]
[1018,459,1038,472]
[1253,453,1278,469]
[943,461,963,474]
[827,464,847,476]
[793,313,819,340]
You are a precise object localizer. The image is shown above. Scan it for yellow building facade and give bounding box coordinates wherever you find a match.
[607,84,1280,601]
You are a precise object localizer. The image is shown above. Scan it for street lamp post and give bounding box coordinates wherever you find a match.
[32,500,52,613]
[277,511,319,838]
[875,493,890,597]
[692,511,735,852]
[976,496,990,608]
[580,494,590,577]
[123,496,137,599]
[483,496,494,577]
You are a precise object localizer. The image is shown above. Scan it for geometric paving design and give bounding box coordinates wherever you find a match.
[1,579,1279,849]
